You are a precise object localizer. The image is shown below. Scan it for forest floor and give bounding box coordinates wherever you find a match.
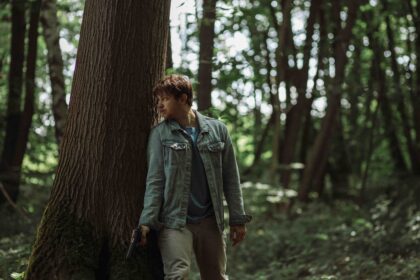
[0,179,419,280]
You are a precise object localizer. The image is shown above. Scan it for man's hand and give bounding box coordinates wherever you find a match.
[230,224,246,246]
[133,225,149,246]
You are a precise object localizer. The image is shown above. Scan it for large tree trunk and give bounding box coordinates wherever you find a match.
[299,0,361,201]
[40,0,68,147]
[25,1,170,279]
[197,0,216,111]
[0,0,26,204]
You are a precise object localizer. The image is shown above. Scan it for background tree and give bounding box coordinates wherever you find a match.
[40,0,68,147]
[0,0,26,204]
[197,0,217,111]
[299,0,363,201]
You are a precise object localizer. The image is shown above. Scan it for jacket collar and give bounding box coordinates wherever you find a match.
[166,109,209,133]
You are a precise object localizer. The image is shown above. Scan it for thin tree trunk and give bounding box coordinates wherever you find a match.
[299,97,314,178]
[383,0,420,173]
[299,0,361,201]
[414,0,420,174]
[25,1,170,278]
[358,55,376,181]
[244,16,265,174]
[248,29,276,176]
[405,0,420,174]
[270,0,295,108]
[347,41,363,174]
[360,93,380,201]
[268,0,292,184]
[40,0,68,147]
[280,0,321,188]
[299,6,326,180]
[11,0,41,186]
[166,25,173,70]
[367,17,408,173]
[253,91,262,153]
[328,116,351,198]
[243,113,275,176]
[197,0,216,111]
[0,0,26,204]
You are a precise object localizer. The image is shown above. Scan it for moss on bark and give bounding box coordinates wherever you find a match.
[25,198,163,279]
[26,199,101,279]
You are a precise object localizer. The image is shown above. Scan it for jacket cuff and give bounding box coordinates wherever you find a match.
[139,217,164,231]
[229,214,252,226]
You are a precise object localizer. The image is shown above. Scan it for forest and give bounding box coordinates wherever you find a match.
[0,0,419,279]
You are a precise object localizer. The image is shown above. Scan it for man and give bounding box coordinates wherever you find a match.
[138,74,252,279]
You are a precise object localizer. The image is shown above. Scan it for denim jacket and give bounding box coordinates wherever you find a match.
[139,110,252,233]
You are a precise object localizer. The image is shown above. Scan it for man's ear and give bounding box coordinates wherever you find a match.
[180,93,188,105]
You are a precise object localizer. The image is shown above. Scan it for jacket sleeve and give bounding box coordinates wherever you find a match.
[139,128,165,230]
[221,125,252,226]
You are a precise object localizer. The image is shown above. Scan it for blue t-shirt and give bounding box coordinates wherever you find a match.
[184,126,214,223]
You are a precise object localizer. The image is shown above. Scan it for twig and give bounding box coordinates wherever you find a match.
[0,182,31,222]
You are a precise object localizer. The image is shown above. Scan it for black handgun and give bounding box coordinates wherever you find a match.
[126,226,142,259]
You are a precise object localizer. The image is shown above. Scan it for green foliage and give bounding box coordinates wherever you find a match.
[1,0,420,278]
[2,177,419,279]
[0,183,50,279]
[221,179,420,279]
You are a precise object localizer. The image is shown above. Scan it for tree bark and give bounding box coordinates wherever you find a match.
[197,0,216,111]
[0,0,26,204]
[40,0,69,147]
[25,1,170,279]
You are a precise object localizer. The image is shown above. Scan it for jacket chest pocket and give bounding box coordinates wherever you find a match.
[162,141,188,166]
[204,141,225,167]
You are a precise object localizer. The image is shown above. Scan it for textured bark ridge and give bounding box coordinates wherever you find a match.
[25,0,170,279]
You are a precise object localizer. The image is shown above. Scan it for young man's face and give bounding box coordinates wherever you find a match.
[157,92,187,119]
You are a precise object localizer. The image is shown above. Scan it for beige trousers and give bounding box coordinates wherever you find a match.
[158,215,228,280]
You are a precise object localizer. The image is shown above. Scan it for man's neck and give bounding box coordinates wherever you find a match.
[176,108,197,128]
